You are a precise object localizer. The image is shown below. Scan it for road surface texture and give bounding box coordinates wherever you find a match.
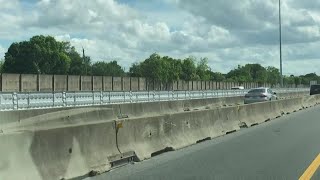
[86,106,320,180]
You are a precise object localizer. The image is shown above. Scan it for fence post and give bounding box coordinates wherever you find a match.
[100,91,103,105]
[172,91,175,100]
[13,92,17,110]
[92,91,95,105]
[27,92,30,109]
[129,91,133,103]
[74,92,76,107]
[62,92,66,107]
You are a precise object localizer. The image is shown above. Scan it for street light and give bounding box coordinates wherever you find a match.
[279,0,283,87]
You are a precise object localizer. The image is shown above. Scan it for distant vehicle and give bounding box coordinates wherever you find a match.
[231,86,244,90]
[244,87,277,104]
[310,84,320,95]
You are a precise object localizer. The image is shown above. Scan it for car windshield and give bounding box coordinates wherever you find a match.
[311,85,320,90]
[248,89,265,93]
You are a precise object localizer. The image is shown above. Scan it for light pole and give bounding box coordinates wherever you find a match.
[279,0,283,87]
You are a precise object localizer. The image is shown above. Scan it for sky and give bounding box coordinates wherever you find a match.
[1,0,320,75]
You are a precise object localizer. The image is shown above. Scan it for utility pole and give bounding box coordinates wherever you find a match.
[82,47,87,75]
[279,0,283,87]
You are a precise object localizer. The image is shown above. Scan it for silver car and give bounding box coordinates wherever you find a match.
[244,88,277,104]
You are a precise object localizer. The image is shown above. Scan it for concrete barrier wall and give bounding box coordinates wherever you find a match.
[103,76,112,91]
[201,81,205,90]
[122,77,130,91]
[188,81,192,90]
[1,73,20,92]
[81,76,92,91]
[54,75,67,91]
[67,75,80,91]
[108,96,244,120]
[173,81,178,91]
[113,77,122,91]
[0,120,118,180]
[39,75,53,92]
[131,77,139,91]
[0,73,308,92]
[21,74,38,92]
[93,76,103,91]
[139,78,146,91]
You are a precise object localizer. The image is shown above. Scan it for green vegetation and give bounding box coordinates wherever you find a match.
[0,59,3,73]
[2,35,319,86]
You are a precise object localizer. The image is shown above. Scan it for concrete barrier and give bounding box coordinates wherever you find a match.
[1,94,320,180]
[81,76,92,91]
[67,75,80,91]
[1,73,20,92]
[0,107,116,130]
[116,108,230,160]
[39,75,53,92]
[110,96,245,119]
[238,102,273,126]
[2,107,116,132]
[21,74,38,92]
[54,75,67,91]
[138,77,146,91]
[0,120,118,180]
[93,76,103,91]
[113,77,122,91]
[103,76,112,91]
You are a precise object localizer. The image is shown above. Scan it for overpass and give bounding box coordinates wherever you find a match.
[0,88,318,180]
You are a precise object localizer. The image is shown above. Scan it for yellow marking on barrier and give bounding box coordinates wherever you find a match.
[116,122,123,129]
[299,153,320,180]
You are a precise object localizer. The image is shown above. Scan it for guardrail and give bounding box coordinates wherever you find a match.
[0,88,309,111]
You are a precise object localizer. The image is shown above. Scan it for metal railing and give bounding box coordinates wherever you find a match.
[0,88,308,111]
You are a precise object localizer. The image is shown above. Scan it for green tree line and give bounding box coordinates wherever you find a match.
[1,35,319,86]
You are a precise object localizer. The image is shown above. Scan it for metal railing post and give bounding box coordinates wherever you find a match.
[27,92,30,109]
[13,92,18,110]
[62,92,66,107]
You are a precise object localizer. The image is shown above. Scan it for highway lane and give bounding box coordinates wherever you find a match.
[86,105,320,180]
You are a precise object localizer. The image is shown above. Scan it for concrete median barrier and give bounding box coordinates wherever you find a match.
[0,107,75,127]
[0,121,119,180]
[1,94,320,180]
[0,107,116,131]
[110,96,245,119]
[115,107,240,160]
[238,102,273,126]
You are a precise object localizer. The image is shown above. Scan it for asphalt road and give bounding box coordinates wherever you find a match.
[86,106,320,180]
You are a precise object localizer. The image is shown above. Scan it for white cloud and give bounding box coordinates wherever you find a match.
[1,0,320,75]
[0,45,5,59]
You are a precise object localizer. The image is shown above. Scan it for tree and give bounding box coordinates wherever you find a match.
[294,76,301,86]
[226,65,252,83]
[210,72,226,82]
[140,53,165,82]
[0,59,3,73]
[129,62,143,77]
[196,57,211,80]
[266,66,280,86]
[2,35,72,74]
[91,61,125,76]
[181,57,198,81]
[283,75,295,85]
